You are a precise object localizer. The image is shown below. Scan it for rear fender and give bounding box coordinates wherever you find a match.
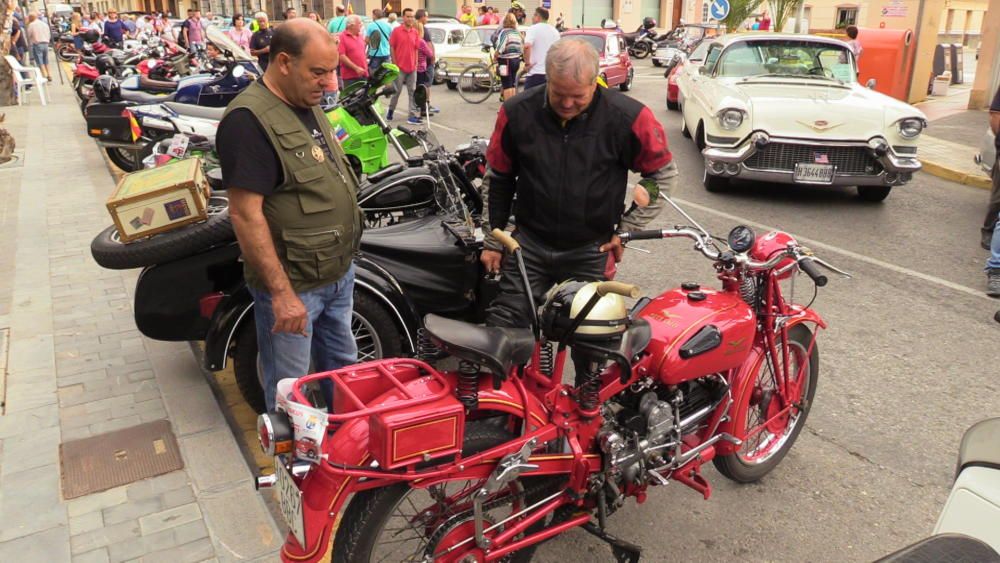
[281,376,549,562]
[716,310,824,455]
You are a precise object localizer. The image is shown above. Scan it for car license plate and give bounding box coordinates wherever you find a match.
[793,163,835,184]
[276,458,306,548]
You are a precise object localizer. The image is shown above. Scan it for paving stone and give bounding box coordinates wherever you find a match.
[139,503,203,536]
[161,388,225,437]
[0,464,67,542]
[74,547,111,563]
[69,511,105,536]
[125,472,191,503]
[66,486,128,518]
[0,404,60,439]
[0,524,71,562]
[199,486,282,560]
[160,486,197,510]
[70,520,141,555]
[3,378,58,412]
[178,429,250,493]
[102,496,163,526]
[7,333,55,372]
[0,425,60,475]
[107,526,178,563]
[148,352,208,394]
[129,537,214,563]
[89,414,142,436]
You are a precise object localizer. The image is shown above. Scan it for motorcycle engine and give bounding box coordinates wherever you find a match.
[598,375,728,486]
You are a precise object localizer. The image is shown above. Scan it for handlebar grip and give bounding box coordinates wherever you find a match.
[595,281,640,299]
[491,229,520,253]
[622,229,663,242]
[799,258,828,287]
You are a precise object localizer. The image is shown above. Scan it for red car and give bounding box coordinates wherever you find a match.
[561,29,634,91]
[666,40,710,111]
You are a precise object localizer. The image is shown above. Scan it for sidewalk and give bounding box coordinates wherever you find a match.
[915,86,993,190]
[0,73,281,561]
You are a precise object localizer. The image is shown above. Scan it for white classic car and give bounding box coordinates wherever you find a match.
[676,33,926,202]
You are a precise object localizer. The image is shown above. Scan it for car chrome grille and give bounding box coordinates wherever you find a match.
[745,143,881,175]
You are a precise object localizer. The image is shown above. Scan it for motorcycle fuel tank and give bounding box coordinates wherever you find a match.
[638,286,755,385]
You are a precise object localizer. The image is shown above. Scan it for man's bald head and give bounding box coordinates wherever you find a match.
[269,18,333,63]
[546,37,600,85]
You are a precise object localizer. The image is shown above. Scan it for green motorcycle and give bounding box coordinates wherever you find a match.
[325,63,418,178]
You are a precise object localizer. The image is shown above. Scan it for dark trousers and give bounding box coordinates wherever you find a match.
[486,228,609,329]
[368,55,388,75]
[523,74,546,90]
[983,154,1000,238]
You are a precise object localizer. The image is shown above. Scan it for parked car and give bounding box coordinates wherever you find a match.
[435,25,526,89]
[676,33,926,202]
[561,28,634,91]
[652,23,721,66]
[976,128,996,176]
[426,21,470,83]
[666,40,710,110]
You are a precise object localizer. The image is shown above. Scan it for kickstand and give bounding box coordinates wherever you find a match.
[580,521,642,562]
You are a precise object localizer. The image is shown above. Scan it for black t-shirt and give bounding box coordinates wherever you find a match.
[991,85,1000,152]
[217,83,337,196]
[250,28,273,70]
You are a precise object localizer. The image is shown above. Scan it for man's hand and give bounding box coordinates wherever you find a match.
[600,234,625,263]
[271,290,308,336]
[481,249,504,274]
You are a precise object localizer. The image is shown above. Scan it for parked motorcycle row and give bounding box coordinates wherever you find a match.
[79,27,1000,562]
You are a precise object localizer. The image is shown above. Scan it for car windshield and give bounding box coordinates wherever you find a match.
[716,40,856,82]
[689,41,710,62]
[463,27,495,47]
[574,35,605,55]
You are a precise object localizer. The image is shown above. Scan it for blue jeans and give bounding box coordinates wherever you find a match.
[368,55,388,75]
[988,213,1000,270]
[249,265,357,411]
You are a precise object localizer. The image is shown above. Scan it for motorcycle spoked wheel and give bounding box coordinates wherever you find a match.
[231,291,404,414]
[57,45,78,62]
[631,42,651,59]
[713,324,819,483]
[333,423,559,563]
[105,144,154,172]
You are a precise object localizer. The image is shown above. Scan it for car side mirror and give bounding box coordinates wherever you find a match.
[481,44,491,53]
[698,66,709,76]
[865,78,876,89]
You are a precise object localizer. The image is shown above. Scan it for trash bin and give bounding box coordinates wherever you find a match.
[932,44,946,77]
[950,43,963,84]
[932,72,951,96]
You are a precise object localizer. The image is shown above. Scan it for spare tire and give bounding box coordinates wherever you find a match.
[91,195,235,270]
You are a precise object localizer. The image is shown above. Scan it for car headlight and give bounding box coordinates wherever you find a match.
[717,109,745,131]
[897,117,925,139]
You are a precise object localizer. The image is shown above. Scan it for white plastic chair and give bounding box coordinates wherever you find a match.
[4,55,47,106]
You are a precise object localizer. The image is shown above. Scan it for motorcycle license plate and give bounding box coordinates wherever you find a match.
[793,163,835,184]
[276,458,306,548]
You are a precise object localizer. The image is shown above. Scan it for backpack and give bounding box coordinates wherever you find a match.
[367,21,388,53]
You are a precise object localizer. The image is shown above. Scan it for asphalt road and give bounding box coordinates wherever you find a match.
[396,60,1000,562]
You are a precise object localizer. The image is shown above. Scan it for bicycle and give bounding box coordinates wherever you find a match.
[456,57,523,104]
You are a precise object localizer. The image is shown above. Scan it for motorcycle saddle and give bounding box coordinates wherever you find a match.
[122,89,175,104]
[423,314,535,378]
[138,75,179,93]
[163,101,225,121]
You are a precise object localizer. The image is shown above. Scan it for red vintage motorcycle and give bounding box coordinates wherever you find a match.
[255,200,848,562]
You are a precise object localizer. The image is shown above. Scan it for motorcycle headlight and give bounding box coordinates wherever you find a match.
[717,109,745,131]
[897,117,925,139]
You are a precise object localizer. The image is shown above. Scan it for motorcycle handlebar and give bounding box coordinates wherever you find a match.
[797,258,828,287]
[491,228,520,253]
[595,281,640,298]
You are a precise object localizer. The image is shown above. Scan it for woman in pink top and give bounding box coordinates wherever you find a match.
[226,14,252,51]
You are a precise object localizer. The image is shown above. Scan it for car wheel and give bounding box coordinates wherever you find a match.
[695,123,707,151]
[653,59,662,67]
[857,185,892,202]
[703,168,729,192]
[681,111,692,139]
[619,68,633,92]
[667,99,679,111]
[446,81,457,90]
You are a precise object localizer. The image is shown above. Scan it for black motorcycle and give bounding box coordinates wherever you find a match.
[92,132,493,412]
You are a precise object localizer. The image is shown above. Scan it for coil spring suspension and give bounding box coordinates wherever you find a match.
[539,342,554,376]
[457,360,480,409]
[416,328,440,361]
[575,365,602,413]
[739,275,756,306]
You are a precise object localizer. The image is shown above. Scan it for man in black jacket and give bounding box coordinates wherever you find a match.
[482,37,678,328]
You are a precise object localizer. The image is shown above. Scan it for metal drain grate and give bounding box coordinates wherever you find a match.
[60,419,184,499]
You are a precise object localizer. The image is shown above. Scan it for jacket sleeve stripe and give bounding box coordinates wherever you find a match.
[486,106,513,175]
[631,106,673,174]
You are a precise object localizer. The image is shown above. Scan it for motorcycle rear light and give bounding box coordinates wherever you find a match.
[258,413,293,456]
[198,292,225,319]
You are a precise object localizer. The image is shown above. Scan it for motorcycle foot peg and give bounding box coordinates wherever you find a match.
[255,474,277,490]
[646,469,670,486]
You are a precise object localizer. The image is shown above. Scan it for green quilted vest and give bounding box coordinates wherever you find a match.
[224,81,362,293]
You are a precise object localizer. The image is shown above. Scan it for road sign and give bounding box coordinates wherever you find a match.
[709,0,730,20]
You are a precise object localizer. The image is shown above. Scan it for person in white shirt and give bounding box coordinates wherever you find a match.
[522,7,560,89]
[25,11,51,80]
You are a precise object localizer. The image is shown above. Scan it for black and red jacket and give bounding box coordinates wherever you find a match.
[486,85,673,249]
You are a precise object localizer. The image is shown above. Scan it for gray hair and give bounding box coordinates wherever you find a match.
[254,11,267,20]
[545,38,600,84]
[346,14,362,26]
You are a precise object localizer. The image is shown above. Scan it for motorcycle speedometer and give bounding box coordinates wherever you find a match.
[727,225,756,253]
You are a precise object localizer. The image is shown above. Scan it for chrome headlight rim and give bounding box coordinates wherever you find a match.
[716,108,746,131]
[896,117,926,139]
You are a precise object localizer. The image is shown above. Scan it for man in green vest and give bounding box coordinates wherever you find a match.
[218,18,363,411]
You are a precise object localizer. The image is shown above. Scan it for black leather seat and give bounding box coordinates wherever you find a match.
[423,314,535,377]
[122,89,176,104]
[138,75,178,92]
[164,101,225,121]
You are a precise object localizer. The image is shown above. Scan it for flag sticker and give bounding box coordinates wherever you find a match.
[334,126,350,144]
[814,153,829,164]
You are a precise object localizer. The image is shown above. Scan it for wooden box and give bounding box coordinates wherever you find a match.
[107,157,210,243]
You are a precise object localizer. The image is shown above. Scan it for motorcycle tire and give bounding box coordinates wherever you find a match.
[90,196,234,270]
[232,291,405,414]
[57,45,78,62]
[631,42,651,59]
[713,324,819,483]
[105,145,148,173]
[333,423,559,563]
[652,59,662,67]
